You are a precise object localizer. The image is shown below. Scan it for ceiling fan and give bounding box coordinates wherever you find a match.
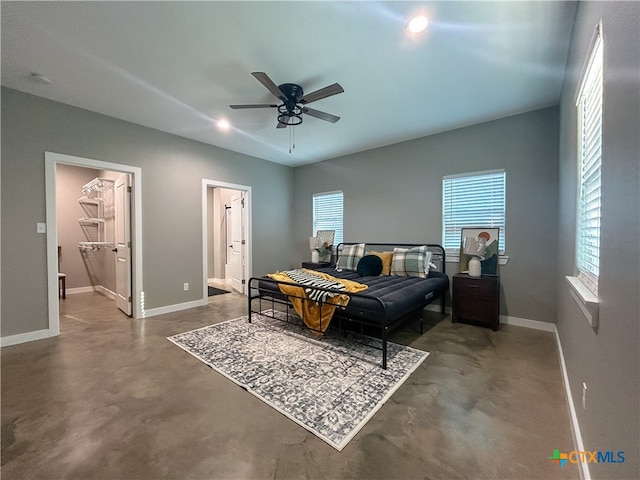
[230,72,344,128]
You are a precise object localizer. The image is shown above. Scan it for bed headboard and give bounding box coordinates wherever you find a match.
[335,243,446,275]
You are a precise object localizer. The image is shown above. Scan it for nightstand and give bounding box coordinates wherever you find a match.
[452,273,500,330]
[301,261,331,270]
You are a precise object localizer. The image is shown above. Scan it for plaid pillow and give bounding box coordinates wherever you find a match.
[336,243,365,271]
[390,246,432,278]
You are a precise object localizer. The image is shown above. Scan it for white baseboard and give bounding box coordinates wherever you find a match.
[553,325,590,480]
[1,328,56,347]
[209,277,231,284]
[66,285,115,299]
[95,285,116,299]
[67,286,96,295]
[500,315,556,332]
[143,299,207,318]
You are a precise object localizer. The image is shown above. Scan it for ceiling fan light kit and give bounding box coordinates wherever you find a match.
[229,72,344,129]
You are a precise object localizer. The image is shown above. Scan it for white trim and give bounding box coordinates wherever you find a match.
[65,285,116,299]
[66,286,97,295]
[202,179,252,300]
[500,315,556,332]
[554,325,590,480]
[566,276,599,329]
[442,168,506,180]
[95,285,116,299]
[312,189,343,197]
[45,152,144,337]
[1,329,53,347]
[575,20,603,105]
[143,299,207,318]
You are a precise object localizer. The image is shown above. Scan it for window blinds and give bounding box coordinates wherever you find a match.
[313,191,343,245]
[442,170,506,252]
[576,29,603,296]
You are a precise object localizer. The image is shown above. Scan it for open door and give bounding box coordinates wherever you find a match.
[230,192,246,293]
[114,174,132,315]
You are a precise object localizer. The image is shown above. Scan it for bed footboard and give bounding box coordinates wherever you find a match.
[248,277,420,369]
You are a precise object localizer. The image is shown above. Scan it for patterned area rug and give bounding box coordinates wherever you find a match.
[168,310,428,451]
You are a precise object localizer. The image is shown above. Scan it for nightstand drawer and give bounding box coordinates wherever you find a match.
[452,276,497,297]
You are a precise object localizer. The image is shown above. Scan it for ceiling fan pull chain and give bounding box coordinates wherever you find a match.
[288,127,296,154]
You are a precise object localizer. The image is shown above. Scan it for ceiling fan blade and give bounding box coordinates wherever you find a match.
[251,72,287,101]
[302,107,340,123]
[299,83,344,104]
[229,104,278,109]
[276,121,288,129]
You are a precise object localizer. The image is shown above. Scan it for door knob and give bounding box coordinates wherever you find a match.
[112,248,118,253]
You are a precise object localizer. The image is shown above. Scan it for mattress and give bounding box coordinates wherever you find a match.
[257,267,449,326]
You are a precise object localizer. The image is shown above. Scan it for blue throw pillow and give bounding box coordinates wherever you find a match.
[356,254,383,277]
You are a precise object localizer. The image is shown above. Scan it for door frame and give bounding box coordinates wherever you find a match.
[45,152,143,336]
[202,179,252,298]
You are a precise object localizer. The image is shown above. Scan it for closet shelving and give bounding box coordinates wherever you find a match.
[77,178,114,251]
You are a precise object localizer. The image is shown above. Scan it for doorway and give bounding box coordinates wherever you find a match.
[202,179,251,298]
[45,152,143,336]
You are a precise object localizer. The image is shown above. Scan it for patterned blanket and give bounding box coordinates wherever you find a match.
[279,269,346,303]
[266,269,367,333]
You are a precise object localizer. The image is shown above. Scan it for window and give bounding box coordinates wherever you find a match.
[442,170,506,253]
[575,25,603,296]
[312,191,343,245]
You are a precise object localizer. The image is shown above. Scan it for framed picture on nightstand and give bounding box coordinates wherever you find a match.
[459,227,500,274]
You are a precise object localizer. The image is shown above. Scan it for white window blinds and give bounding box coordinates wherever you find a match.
[442,170,506,252]
[313,191,343,245]
[576,27,603,296]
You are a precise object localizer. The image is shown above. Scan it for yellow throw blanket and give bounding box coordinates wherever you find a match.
[266,269,368,334]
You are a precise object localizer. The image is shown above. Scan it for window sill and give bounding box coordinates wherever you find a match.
[446,254,509,266]
[566,276,599,330]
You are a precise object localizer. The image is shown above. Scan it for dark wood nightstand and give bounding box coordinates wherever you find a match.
[452,273,500,330]
[301,261,331,270]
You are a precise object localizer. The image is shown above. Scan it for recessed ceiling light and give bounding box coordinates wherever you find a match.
[406,15,429,34]
[217,119,230,131]
[30,72,52,85]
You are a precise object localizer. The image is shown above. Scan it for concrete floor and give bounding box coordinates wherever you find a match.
[2,291,579,480]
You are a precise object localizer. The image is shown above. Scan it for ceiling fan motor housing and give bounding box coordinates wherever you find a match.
[277,83,304,125]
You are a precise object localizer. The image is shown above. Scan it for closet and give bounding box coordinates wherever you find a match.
[77,177,114,251]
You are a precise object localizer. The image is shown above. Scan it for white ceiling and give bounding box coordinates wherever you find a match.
[1,1,577,167]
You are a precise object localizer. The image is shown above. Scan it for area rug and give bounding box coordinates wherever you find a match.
[167,310,428,451]
[207,286,229,297]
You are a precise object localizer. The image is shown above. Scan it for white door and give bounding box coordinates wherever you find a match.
[114,174,132,315]
[230,192,245,293]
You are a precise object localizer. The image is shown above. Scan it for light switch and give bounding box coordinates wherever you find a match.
[37,222,47,234]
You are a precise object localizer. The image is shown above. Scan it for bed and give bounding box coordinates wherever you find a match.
[247,243,449,369]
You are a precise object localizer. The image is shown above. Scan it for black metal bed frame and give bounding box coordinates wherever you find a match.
[247,243,447,369]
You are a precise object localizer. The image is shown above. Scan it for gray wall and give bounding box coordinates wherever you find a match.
[1,87,293,337]
[557,2,639,478]
[292,107,560,323]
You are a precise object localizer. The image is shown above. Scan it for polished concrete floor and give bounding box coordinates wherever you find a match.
[2,291,579,480]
